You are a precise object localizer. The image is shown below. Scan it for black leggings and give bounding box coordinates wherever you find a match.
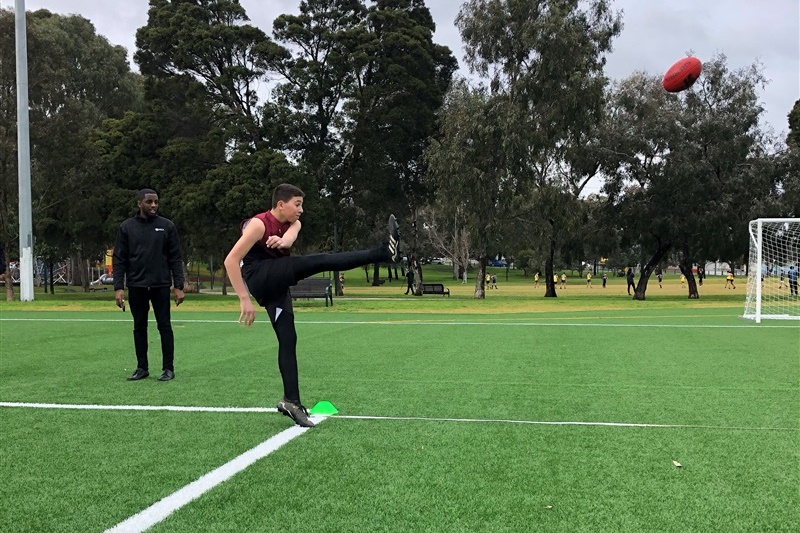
[128,286,174,371]
[267,302,300,403]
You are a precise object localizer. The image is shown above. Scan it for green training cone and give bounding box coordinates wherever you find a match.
[308,400,338,416]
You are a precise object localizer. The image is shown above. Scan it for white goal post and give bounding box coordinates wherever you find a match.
[743,218,800,323]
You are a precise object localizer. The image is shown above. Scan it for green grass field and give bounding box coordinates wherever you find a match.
[1,271,798,532]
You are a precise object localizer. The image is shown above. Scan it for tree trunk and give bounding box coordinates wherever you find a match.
[221,263,228,296]
[84,258,92,292]
[4,261,12,301]
[209,256,215,291]
[72,254,90,292]
[410,256,422,296]
[371,263,381,286]
[475,258,486,299]
[334,269,343,296]
[545,224,557,298]
[679,254,700,299]
[633,240,671,301]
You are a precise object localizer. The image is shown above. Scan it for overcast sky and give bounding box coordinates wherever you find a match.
[9,0,800,135]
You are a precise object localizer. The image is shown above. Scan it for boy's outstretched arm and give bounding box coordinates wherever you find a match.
[224,218,265,327]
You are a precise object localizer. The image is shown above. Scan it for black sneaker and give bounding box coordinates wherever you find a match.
[277,398,315,428]
[387,214,400,263]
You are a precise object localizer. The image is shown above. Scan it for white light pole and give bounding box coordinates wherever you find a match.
[15,0,34,301]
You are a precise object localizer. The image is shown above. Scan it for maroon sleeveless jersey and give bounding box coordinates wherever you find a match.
[242,211,291,262]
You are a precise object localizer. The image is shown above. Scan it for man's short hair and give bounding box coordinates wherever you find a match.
[272,183,305,207]
[136,188,157,201]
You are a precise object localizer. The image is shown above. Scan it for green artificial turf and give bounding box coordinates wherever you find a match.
[0,290,797,532]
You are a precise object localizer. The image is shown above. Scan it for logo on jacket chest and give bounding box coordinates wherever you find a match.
[155,228,165,232]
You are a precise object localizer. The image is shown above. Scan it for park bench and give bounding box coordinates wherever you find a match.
[290,277,333,307]
[421,283,450,297]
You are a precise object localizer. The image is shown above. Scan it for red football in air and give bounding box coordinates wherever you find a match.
[663,56,702,92]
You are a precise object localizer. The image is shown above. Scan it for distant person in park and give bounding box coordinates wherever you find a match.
[680,274,686,286]
[534,272,540,288]
[486,273,492,289]
[405,268,414,295]
[779,270,785,289]
[491,274,498,289]
[788,266,798,296]
[560,273,567,289]
[113,188,185,382]
[224,184,400,428]
[697,267,704,286]
[725,271,735,289]
[601,273,607,288]
[626,268,635,295]
[657,272,663,288]
[586,272,592,288]
[553,273,558,285]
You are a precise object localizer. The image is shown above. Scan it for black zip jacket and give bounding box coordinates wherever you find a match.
[112,214,185,291]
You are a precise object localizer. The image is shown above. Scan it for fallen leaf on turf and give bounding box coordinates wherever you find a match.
[544,506,553,510]
[672,460,682,468]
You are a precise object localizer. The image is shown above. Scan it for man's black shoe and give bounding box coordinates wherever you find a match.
[158,370,175,381]
[127,368,149,381]
[387,214,400,263]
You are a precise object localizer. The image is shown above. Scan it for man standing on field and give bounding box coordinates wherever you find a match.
[113,189,185,382]
[788,265,798,296]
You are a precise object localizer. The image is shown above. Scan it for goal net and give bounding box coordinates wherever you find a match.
[743,218,800,322]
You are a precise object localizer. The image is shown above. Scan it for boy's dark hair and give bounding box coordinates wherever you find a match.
[136,188,157,201]
[272,183,305,207]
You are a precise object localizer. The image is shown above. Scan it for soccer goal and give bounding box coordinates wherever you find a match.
[743,218,800,322]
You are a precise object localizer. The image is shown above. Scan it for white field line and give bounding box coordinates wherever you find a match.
[335,414,798,432]
[1,402,796,432]
[0,317,797,328]
[0,402,276,413]
[104,415,325,533]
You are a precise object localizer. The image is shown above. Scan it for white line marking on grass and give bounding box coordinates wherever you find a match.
[2,402,795,432]
[1,317,797,328]
[0,402,277,413]
[104,416,325,533]
[335,414,799,432]
[300,321,799,329]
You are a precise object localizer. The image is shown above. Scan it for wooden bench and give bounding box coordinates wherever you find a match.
[290,278,333,306]
[421,283,450,297]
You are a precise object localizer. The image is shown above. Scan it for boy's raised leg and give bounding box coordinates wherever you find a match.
[290,214,401,281]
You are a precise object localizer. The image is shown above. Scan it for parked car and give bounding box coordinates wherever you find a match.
[489,260,507,267]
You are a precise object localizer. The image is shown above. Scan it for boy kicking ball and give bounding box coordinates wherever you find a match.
[224,183,400,427]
